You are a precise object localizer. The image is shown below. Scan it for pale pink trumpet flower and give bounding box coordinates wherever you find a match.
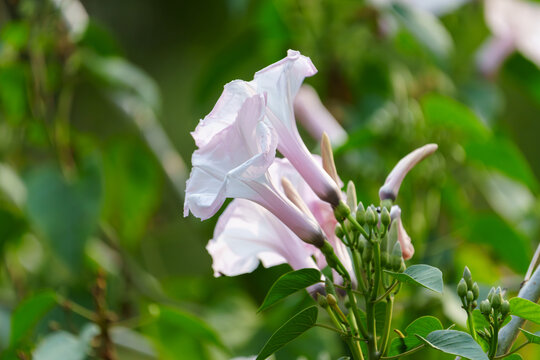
[478,0,540,76]
[293,85,348,147]
[379,144,438,201]
[390,206,414,260]
[207,158,354,284]
[184,93,324,246]
[194,50,342,207]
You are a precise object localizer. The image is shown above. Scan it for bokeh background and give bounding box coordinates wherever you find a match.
[0,0,539,359]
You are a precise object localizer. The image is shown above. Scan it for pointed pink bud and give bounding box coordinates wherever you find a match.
[379,144,438,201]
[390,205,414,260]
[293,85,347,146]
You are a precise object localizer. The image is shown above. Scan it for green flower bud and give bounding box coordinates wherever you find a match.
[381,207,391,228]
[463,266,473,289]
[346,181,357,215]
[472,300,477,309]
[380,251,390,268]
[381,199,393,211]
[472,282,480,300]
[501,300,510,317]
[358,237,367,253]
[366,207,377,227]
[317,294,328,308]
[457,279,468,298]
[325,278,337,297]
[487,288,495,302]
[399,259,406,273]
[326,294,338,307]
[480,299,491,314]
[335,223,344,239]
[334,201,351,222]
[491,290,502,309]
[391,255,402,272]
[356,202,366,225]
[467,290,474,303]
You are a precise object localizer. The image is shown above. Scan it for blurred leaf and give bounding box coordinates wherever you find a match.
[463,215,529,273]
[258,268,321,312]
[0,64,27,122]
[145,305,228,357]
[0,21,29,50]
[0,164,27,208]
[256,306,318,360]
[418,330,488,360]
[391,4,453,60]
[33,324,98,360]
[103,139,162,247]
[110,326,156,358]
[510,298,540,324]
[465,137,537,190]
[10,291,57,345]
[25,156,103,270]
[504,355,523,360]
[82,52,160,112]
[388,316,443,356]
[519,329,540,345]
[79,21,123,57]
[422,94,489,139]
[385,265,443,293]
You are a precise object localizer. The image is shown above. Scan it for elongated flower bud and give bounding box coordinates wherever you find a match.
[379,144,438,201]
[457,279,468,298]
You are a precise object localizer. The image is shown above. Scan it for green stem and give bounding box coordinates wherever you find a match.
[371,241,382,301]
[489,322,500,359]
[347,213,370,239]
[493,341,530,359]
[379,295,394,356]
[365,297,378,358]
[348,288,369,339]
[466,309,478,342]
[375,281,398,303]
[352,249,368,295]
[380,344,425,359]
[346,338,365,360]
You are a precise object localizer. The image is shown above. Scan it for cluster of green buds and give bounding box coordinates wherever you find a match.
[479,287,510,325]
[457,266,480,311]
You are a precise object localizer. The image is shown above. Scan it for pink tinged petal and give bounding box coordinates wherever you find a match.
[184,94,278,219]
[294,85,348,146]
[390,206,414,260]
[379,144,438,201]
[484,0,540,69]
[207,198,319,277]
[476,36,516,77]
[253,50,341,206]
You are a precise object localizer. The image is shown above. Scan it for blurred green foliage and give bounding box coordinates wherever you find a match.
[0,0,539,359]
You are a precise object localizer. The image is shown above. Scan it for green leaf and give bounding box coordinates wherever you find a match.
[421,94,489,139]
[472,309,510,332]
[0,64,28,122]
[256,306,318,360]
[258,268,321,312]
[102,139,162,247]
[519,328,540,345]
[418,330,489,360]
[82,52,161,112]
[504,355,523,360]
[33,324,98,360]
[385,264,443,293]
[150,305,228,352]
[465,137,537,191]
[388,316,443,356]
[391,4,453,60]
[463,215,529,273]
[10,291,57,345]
[25,156,103,270]
[509,298,540,324]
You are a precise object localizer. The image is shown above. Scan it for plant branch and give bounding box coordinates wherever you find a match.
[380,344,425,359]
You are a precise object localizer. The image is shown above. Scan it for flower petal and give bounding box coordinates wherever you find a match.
[207,199,318,277]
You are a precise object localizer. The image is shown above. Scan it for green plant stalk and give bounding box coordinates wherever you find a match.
[466,309,478,342]
[352,249,368,296]
[347,213,370,239]
[379,295,394,355]
[346,338,365,360]
[347,288,369,339]
[365,298,378,359]
[489,322,500,359]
